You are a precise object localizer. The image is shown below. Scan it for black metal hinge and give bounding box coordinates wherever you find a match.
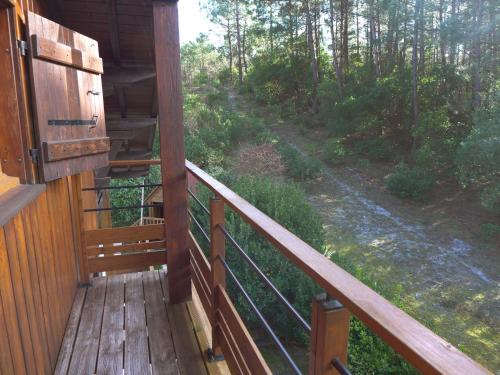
[17,40,28,56]
[29,148,40,164]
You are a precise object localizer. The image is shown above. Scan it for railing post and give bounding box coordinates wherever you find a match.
[210,196,225,358]
[72,174,90,285]
[308,293,350,375]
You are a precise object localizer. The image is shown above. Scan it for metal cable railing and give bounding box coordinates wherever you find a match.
[332,358,352,375]
[187,209,210,243]
[187,188,210,215]
[219,256,302,375]
[83,183,162,191]
[84,203,163,212]
[218,224,311,333]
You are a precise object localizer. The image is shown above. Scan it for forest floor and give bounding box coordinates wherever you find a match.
[228,92,500,371]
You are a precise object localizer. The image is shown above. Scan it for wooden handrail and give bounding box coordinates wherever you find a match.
[185,160,489,374]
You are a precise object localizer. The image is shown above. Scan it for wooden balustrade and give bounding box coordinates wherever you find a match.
[185,159,489,375]
[84,224,166,274]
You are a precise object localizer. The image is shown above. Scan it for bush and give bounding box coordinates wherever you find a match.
[325,137,348,164]
[386,163,436,199]
[276,142,322,181]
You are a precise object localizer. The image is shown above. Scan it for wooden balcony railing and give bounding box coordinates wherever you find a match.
[104,159,490,374]
[185,160,489,375]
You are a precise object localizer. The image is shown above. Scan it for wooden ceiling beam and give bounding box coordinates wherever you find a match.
[106,0,121,65]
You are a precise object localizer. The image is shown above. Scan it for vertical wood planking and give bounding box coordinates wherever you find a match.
[96,274,125,375]
[0,228,26,375]
[124,273,150,374]
[0,299,16,374]
[153,0,191,303]
[3,220,37,374]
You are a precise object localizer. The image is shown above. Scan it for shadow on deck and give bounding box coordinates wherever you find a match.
[54,270,227,375]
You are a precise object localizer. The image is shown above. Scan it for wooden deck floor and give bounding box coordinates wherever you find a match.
[54,270,212,375]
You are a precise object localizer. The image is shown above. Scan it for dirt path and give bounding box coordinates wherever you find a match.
[229,91,499,370]
[275,123,499,370]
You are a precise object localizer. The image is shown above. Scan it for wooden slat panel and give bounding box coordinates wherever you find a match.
[3,220,37,374]
[191,258,212,321]
[85,224,164,245]
[87,250,166,273]
[31,35,104,74]
[86,239,165,256]
[96,275,125,375]
[124,273,149,374]
[0,184,45,227]
[189,232,210,283]
[143,271,178,375]
[217,311,250,375]
[68,277,106,374]
[216,324,245,375]
[53,288,86,375]
[0,227,26,375]
[0,299,15,374]
[43,137,110,162]
[216,286,271,374]
[17,209,52,374]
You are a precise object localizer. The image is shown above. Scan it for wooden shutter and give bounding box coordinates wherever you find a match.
[26,11,109,182]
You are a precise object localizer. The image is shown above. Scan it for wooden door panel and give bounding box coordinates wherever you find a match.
[26,11,109,182]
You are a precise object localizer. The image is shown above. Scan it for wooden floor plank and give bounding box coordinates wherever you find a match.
[159,270,208,375]
[54,288,87,375]
[124,272,150,375]
[96,275,125,375]
[143,271,178,375]
[68,277,106,375]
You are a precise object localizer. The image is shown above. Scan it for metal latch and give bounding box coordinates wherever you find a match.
[29,148,40,164]
[17,40,28,56]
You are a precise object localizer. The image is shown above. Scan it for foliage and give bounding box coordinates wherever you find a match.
[456,105,500,215]
[325,137,348,164]
[386,163,436,199]
[276,142,322,181]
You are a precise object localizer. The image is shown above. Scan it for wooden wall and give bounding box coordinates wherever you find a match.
[0,178,79,375]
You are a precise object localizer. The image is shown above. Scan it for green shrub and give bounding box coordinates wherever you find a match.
[386,163,436,199]
[325,137,348,164]
[480,223,500,240]
[276,142,322,181]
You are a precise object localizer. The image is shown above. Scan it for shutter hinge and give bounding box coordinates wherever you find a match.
[29,148,40,164]
[17,40,28,56]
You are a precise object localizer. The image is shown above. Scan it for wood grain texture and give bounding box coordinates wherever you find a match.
[87,250,166,273]
[143,271,177,375]
[124,273,150,375]
[186,160,490,375]
[85,224,164,245]
[96,275,125,375]
[216,286,271,374]
[308,295,350,375]
[26,11,108,181]
[53,288,86,375]
[153,0,191,303]
[42,137,110,162]
[68,277,106,375]
[32,35,104,74]
[86,239,165,256]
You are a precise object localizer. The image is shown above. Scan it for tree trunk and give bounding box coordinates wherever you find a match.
[419,0,425,72]
[305,0,320,113]
[439,0,446,65]
[235,1,243,85]
[471,0,484,110]
[450,0,457,64]
[227,19,233,77]
[329,0,343,94]
[242,17,248,74]
[411,0,421,154]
